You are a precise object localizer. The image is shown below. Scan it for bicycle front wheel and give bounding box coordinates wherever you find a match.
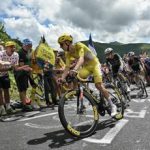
[58,89,99,138]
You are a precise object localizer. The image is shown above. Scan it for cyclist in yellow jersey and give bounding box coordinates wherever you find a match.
[57,34,117,117]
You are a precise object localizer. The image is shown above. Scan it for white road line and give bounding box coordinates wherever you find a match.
[83,119,128,144]
[18,112,58,122]
[124,109,147,118]
[25,122,62,129]
[23,111,41,117]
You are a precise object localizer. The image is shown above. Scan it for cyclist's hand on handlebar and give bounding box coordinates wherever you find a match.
[69,69,77,77]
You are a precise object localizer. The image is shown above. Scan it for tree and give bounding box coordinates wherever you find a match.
[0,22,5,32]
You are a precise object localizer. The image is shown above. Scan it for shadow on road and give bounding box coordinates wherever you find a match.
[0,111,41,122]
[27,118,117,149]
[27,129,79,149]
[96,118,117,131]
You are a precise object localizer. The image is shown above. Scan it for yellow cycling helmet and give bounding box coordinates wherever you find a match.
[58,34,73,44]
[5,41,16,47]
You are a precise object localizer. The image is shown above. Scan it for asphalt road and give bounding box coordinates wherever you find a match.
[0,86,150,150]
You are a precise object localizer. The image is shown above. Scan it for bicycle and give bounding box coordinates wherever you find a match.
[58,75,124,138]
[129,71,148,98]
[113,73,131,107]
[103,71,131,108]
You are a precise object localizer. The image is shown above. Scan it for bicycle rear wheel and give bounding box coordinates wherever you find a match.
[58,89,99,138]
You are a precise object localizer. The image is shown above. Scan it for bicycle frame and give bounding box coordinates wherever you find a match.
[76,79,105,115]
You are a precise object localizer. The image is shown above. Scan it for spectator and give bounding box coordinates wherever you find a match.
[35,38,58,107]
[0,41,31,115]
[14,39,34,111]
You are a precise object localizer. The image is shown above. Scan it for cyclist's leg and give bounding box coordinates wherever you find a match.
[93,64,117,116]
[118,72,130,92]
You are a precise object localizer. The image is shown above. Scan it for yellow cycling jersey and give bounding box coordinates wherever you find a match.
[65,42,102,83]
[65,42,99,67]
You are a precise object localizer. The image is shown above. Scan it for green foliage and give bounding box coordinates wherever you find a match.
[9,72,19,100]
[0,21,22,50]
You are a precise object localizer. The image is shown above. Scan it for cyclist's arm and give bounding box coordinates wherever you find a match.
[120,59,124,70]
[73,46,85,71]
[74,56,84,71]
[127,59,134,72]
[106,60,112,72]
[139,58,145,70]
[61,67,70,80]
[116,54,124,71]
[127,63,133,72]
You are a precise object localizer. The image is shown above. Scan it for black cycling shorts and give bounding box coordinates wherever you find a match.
[0,75,10,89]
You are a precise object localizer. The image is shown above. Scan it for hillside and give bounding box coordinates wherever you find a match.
[83,41,150,63]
